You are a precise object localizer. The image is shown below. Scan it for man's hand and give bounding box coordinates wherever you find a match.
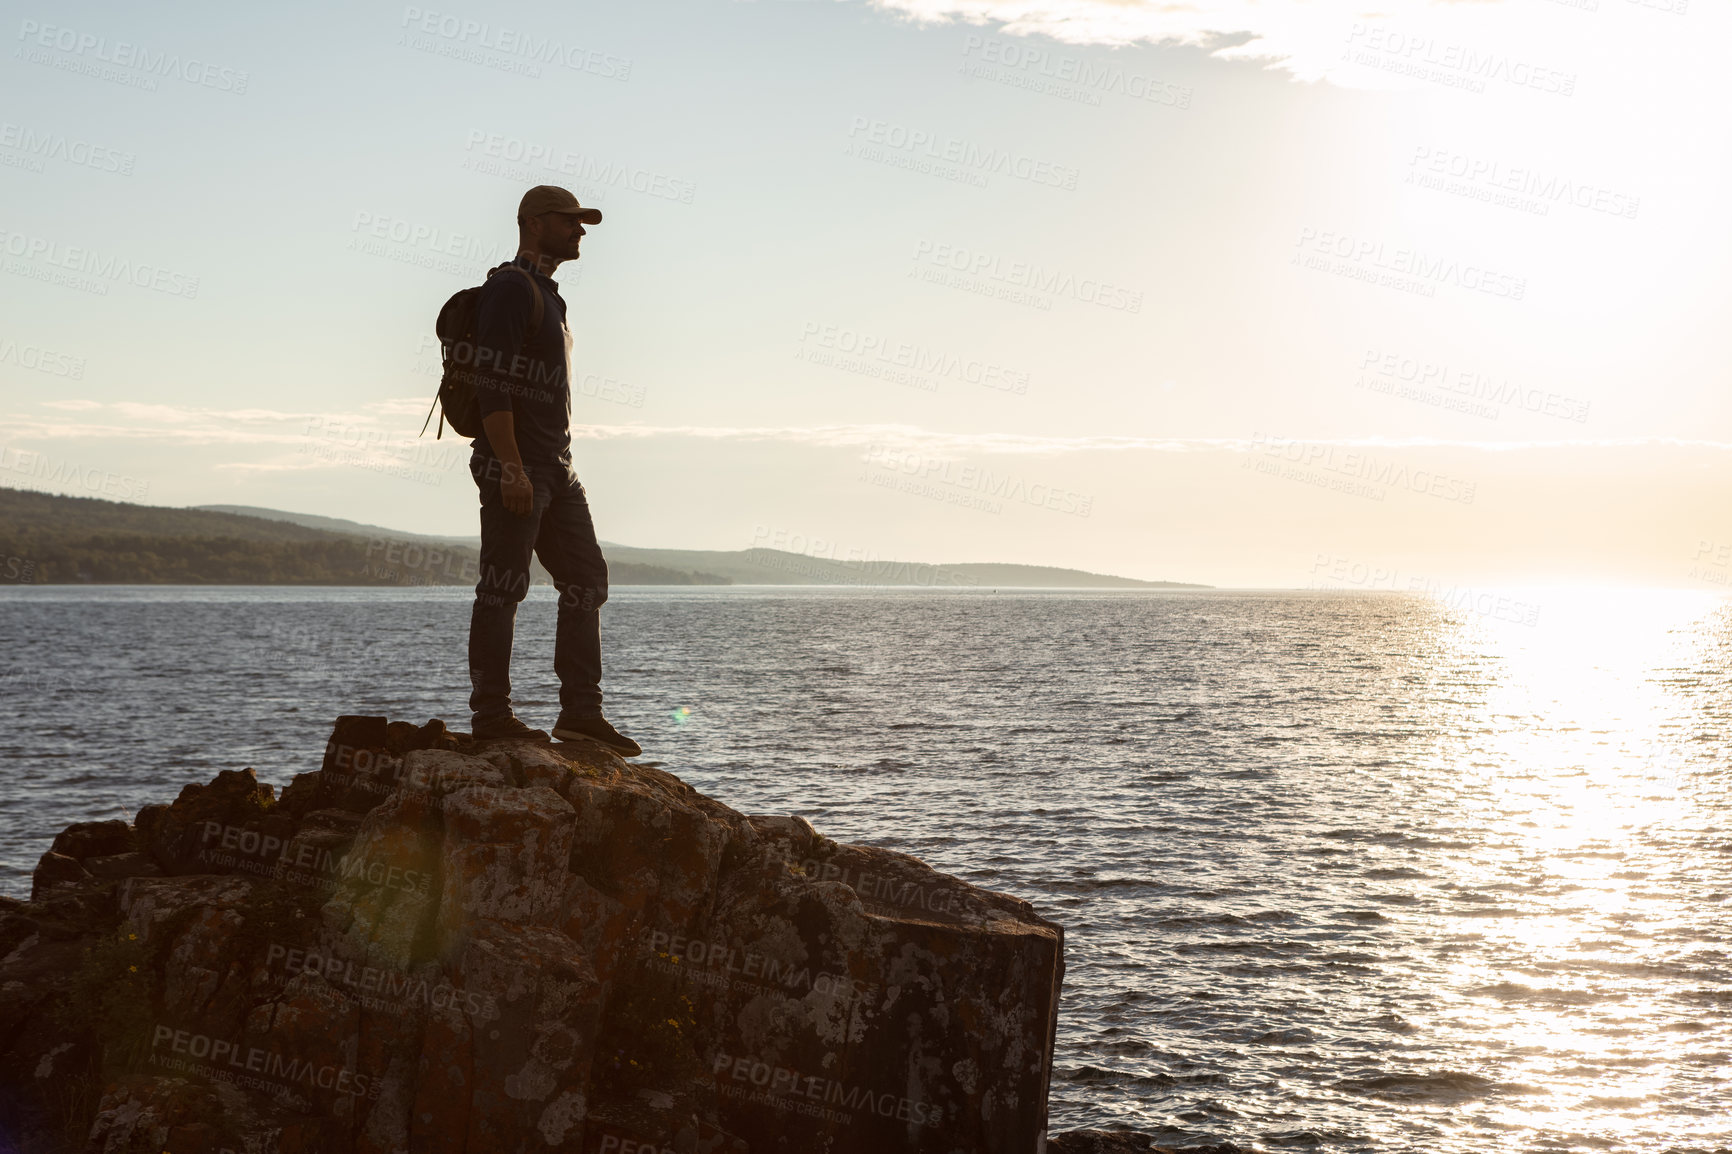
[500,461,534,517]
[481,410,535,518]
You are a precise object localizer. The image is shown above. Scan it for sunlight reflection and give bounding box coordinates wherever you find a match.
[1415,589,1728,1145]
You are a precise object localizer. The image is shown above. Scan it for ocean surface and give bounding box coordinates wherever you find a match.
[1,586,1728,1152]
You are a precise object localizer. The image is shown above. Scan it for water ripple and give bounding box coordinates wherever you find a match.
[1,586,1728,1151]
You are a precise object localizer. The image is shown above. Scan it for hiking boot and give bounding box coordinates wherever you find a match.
[552,713,642,758]
[471,714,549,742]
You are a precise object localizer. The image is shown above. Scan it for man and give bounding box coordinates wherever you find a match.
[466,184,640,756]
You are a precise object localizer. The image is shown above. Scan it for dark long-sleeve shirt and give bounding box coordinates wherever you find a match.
[471,255,572,464]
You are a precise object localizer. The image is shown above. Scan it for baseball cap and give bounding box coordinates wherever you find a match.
[518,185,602,225]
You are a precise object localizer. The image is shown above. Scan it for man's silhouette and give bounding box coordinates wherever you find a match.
[466,185,639,756]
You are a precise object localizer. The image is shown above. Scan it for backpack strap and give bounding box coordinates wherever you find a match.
[492,262,546,340]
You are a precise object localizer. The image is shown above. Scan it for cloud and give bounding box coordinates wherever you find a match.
[0,398,432,447]
[868,0,1550,85]
[7,401,1731,459]
[212,459,339,474]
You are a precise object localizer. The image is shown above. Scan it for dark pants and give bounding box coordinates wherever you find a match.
[468,450,609,724]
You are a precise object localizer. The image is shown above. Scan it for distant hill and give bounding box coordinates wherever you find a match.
[588,546,1201,589]
[2,490,1204,588]
[195,505,477,548]
[200,505,1204,588]
[0,489,407,585]
[0,491,725,586]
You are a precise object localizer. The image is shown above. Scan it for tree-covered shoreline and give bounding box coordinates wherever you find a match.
[0,489,727,586]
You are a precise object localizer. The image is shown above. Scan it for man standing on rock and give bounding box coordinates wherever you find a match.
[466,185,641,756]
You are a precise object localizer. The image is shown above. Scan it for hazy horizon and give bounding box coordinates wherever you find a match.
[4,0,1728,590]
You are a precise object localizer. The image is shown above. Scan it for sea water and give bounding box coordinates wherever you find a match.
[1,586,1726,1151]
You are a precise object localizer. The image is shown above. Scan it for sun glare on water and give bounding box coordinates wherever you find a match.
[1410,589,1728,1148]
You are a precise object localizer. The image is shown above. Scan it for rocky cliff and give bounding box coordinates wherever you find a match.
[0,716,1065,1153]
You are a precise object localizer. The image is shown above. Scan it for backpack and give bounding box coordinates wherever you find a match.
[420,263,546,439]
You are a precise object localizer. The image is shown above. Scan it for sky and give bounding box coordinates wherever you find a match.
[2,0,1728,588]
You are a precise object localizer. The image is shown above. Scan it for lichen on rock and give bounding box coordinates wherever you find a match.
[0,715,1065,1153]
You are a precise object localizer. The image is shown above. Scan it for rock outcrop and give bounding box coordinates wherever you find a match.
[0,716,1064,1153]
